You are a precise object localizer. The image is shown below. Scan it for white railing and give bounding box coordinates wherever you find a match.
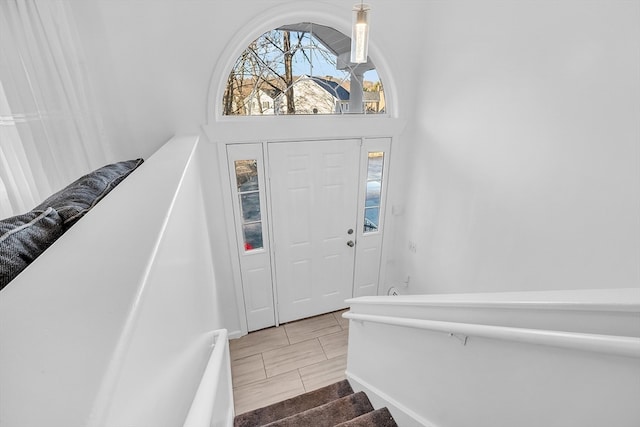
[344,288,640,427]
[343,312,640,359]
[183,329,234,427]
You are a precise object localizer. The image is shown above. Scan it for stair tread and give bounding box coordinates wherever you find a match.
[334,407,398,427]
[262,391,374,427]
[234,379,354,427]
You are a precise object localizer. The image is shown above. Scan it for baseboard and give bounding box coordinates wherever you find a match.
[227,329,243,340]
[346,371,439,427]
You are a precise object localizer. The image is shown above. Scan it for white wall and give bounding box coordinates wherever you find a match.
[68,0,226,160]
[399,0,640,294]
[66,0,423,327]
[66,0,639,297]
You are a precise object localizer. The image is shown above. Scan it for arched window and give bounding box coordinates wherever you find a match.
[222,23,384,116]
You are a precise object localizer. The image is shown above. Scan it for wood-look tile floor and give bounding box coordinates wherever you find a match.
[229,309,350,415]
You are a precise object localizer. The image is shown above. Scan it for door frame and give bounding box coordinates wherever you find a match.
[215,129,401,337]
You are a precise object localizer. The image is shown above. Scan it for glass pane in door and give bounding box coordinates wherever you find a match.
[242,222,264,251]
[363,152,384,233]
[240,193,261,222]
[235,160,259,191]
[235,159,264,251]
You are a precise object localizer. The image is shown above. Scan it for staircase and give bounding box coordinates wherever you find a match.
[233,380,398,427]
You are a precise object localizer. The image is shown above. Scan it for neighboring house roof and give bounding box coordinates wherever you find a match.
[260,87,282,99]
[302,76,350,101]
[236,75,380,115]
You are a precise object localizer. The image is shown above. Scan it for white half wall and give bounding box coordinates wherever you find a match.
[0,136,235,427]
[345,289,640,427]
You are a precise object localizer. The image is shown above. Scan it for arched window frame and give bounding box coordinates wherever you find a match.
[206,2,399,124]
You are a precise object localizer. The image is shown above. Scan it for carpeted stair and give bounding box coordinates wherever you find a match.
[234,380,398,427]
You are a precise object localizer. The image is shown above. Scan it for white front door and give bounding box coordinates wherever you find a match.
[268,139,361,323]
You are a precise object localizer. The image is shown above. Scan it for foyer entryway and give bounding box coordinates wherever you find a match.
[226,138,391,332]
[229,310,349,414]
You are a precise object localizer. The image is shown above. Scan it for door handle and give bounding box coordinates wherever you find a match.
[347,240,355,247]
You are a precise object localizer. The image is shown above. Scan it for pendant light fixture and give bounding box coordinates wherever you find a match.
[350,2,370,64]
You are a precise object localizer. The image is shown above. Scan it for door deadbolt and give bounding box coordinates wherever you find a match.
[347,228,354,235]
[347,240,355,247]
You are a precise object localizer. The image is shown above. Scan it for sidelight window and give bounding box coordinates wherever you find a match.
[234,159,264,251]
[363,151,384,233]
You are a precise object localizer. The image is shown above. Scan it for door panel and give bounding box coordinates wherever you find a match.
[353,138,391,297]
[269,140,360,323]
[226,144,275,331]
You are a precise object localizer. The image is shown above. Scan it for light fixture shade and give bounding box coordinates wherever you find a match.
[350,3,370,64]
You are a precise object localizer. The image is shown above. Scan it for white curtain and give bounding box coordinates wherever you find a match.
[0,0,110,218]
